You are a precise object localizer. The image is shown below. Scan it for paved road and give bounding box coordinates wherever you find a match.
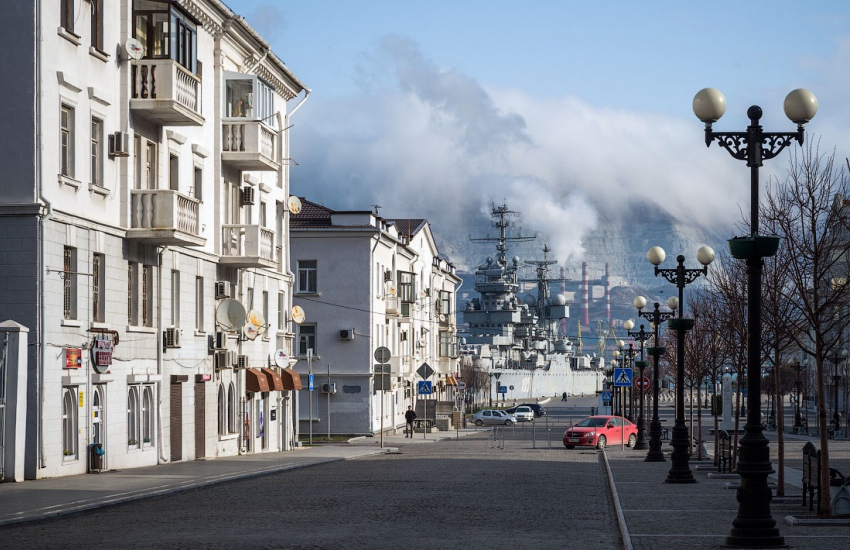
[0,429,620,550]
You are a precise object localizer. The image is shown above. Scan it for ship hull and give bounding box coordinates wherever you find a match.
[489,356,604,399]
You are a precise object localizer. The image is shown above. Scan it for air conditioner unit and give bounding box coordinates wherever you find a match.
[109,131,130,157]
[339,329,354,341]
[214,331,227,350]
[215,281,231,299]
[214,350,229,369]
[164,326,181,348]
[321,383,337,394]
[384,269,392,282]
[241,187,255,205]
[227,350,237,367]
[237,354,249,369]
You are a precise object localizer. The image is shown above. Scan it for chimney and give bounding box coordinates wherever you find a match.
[582,262,589,326]
[605,263,611,319]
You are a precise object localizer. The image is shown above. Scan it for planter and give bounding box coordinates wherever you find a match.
[646,347,666,357]
[667,318,695,331]
[728,235,781,259]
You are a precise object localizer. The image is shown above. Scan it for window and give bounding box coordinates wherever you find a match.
[60,105,75,178]
[60,0,75,34]
[133,0,198,74]
[142,265,153,326]
[260,201,267,227]
[169,154,178,191]
[298,260,317,293]
[92,253,105,322]
[171,270,180,326]
[218,385,226,436]
[224,72,276,124]
[63,246,77,319]
[277,292,285,329]
[440,333,458,358]
[128,262,138,325]
[142,385,154,446]
[398,271,415,303]
[128,262,153,326]
[246,287,254,310]
[439,291,452,319]
[193,166,202,201]
[227,383,236,433]
[128,386,140,447]
[62,387,78,459]
[262,291,269,333]
[91,0,104,51]
[195,276,204,332]
[298,324,316,355]
[145,141,157,189]
[91,117,103,187]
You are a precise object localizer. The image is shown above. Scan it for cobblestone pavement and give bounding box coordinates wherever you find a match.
[0,430,620,550]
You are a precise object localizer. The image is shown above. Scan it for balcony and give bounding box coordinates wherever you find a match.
[385,297,400,316]
[220,225,276,268]
[221,121,279,171]
[127,190,205,246]
[130,60,204,126]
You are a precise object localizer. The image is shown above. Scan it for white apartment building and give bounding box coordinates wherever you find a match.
[291,201,461,435]
[0,0,308,481]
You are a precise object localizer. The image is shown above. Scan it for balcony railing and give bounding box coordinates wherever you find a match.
[221,120,279,171]
[220,225,276,268]
[130,60,204,126]
[127,190,205,246]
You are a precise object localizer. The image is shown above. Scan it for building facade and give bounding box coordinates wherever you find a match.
[291,201,461,435]
[0,0,308,480]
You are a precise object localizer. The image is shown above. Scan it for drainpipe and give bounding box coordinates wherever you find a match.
[157,246,168,463]
[34,0,48,470]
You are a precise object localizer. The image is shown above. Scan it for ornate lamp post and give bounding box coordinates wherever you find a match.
[626,319,652,450]
[790,358,805,432]
[693,87,817,547]
[635,296,676,462]
[612,351,623,416]
[619,341,638,421]
[828,349,847,419]
[647,245,714,484]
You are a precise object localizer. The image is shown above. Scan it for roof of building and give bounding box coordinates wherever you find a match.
[386,219,427,238]
[290,199,333,228]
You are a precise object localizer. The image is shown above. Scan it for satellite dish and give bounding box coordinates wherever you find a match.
[246,309,267,335]
[291,305,305,324]
[274,349,288,368]
[385,282,396,296]
[124,38,145,61]
[288,196,302,215]
[418,290,427,299]
[439,314,446,322]
[243,323,259,341]
[215,299,247,332]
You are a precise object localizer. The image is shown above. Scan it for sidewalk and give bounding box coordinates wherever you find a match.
[604,437,850,550]
[0,428,478,527]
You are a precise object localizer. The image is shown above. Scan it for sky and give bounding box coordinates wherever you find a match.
[226,1,850,268]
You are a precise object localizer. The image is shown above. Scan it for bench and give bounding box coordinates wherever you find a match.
[802,441,821,512]
[718,430,732,473]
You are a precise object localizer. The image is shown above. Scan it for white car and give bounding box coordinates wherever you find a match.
[471,409,517,426]
[510,406,535,422]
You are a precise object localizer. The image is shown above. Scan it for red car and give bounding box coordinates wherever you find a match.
[563,415,638,449]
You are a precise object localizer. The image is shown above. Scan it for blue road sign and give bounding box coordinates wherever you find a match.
[614,368,633,387]
[499,386,508,394]
[602,391,612,402]
[309,373,314,391]
[418,381,432,394]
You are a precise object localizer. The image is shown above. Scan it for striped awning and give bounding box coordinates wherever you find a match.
[261,367,285,391]
[280,368,303,391]
[245,368,270,393]
[444,376,458,386]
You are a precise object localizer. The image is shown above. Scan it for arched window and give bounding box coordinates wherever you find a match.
[142,386,154,446]
[128,386,140,448]
[218,384,226,435]
[227,382,236,434]
[62,388,78,459]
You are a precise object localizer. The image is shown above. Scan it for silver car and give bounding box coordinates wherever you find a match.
[511,405,535,422]
[471,409,517,426]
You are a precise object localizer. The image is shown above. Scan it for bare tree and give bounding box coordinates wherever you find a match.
[762,142,850,516]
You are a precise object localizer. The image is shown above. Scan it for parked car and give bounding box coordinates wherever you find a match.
[563,415,638,449]
[504,403,546,418]
[471,409,517,426]
[511,405,535,422]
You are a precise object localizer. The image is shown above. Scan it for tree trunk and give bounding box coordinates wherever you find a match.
[732,381,741,470]
[775,352,785,497]
[817,354,833,516]
[697,384,703,460]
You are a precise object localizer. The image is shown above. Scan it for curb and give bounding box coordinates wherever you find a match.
[601,450,633,550]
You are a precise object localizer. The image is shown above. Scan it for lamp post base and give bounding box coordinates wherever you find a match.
[665,424,696,484]
[645,418,666,462]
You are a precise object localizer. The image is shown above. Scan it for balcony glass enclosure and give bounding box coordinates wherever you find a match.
[133,0,198,74]
[225,72,276,126]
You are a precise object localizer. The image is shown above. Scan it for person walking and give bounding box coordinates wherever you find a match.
[561,392,568,402]
[405,406,417,438]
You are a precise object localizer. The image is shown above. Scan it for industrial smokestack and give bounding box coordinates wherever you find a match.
[560,266,566,295]
[605,263,611,320]
[582,262,589,326]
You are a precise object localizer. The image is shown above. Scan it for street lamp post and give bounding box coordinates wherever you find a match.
[620,341,638,421]
[626,319,652,450]
[828,350,847,422]
[791,359,804,432]
[647,245,714,484]
[693,87,817,547]
[635,297,676,462]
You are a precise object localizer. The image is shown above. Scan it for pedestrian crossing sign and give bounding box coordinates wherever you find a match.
[614,368,633,387]
[602,391,612,402]
[418,381,432,394]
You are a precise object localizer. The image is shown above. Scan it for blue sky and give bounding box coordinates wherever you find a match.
[227,1,850,266]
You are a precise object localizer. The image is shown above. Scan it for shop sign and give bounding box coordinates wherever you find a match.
[91,336,114,374]
[65,348,82,369]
